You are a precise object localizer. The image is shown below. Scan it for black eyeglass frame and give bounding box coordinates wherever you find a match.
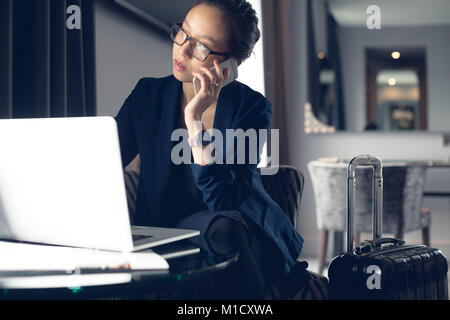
[170,23,230,62]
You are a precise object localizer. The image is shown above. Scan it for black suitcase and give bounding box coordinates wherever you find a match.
[328,155,448,300]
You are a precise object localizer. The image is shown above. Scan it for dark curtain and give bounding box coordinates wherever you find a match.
[0,0,96,119]
[306,0,320,118]
[327,12,345,130]
[261,0,293,165]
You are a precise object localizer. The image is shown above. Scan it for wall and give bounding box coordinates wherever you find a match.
[94,0,173,117]
[338,25,450,131]
[289,0,450,258]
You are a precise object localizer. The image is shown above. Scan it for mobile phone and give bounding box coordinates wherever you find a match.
[193,58,238,95]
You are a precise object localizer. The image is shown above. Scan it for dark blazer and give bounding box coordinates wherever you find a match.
[115,75,303,274]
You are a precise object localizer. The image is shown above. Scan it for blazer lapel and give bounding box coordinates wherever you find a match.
[154,76,183,216]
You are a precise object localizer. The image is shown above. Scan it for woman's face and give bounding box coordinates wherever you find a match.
[172,4,229,83]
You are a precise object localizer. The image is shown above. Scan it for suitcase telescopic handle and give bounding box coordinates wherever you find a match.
[347,155,383,253]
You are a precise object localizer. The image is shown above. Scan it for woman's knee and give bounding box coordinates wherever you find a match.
[205,215,250,256]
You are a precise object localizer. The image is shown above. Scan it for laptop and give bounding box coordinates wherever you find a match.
[0,116,199,253]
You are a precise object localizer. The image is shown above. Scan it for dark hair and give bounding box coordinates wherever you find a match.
[191,0,261,61]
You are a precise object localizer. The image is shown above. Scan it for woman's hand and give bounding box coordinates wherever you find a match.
[184,59,229,121]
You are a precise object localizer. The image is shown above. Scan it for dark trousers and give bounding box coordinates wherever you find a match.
[177,210,282,299]
[206,216,265,299]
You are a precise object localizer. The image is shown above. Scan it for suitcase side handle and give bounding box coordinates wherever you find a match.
[347,155,383,253]
[355,238,405,254]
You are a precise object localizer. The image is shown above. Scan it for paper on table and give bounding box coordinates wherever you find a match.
[0,241,169,272]
[0,273,134,289]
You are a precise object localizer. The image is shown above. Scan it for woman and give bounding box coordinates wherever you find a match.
[115,0,304,299]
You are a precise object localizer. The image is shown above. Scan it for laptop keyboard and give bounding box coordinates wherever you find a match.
[132,234,153,241]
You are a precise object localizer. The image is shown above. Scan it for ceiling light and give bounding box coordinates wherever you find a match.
[391,51,401,59]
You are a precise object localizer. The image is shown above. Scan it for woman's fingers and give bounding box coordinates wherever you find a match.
[211,60,228,98]
[193,59,231,99]
[193,72,208,95]
[213,60,224,86]
[199,67,217,96]
[199,66,217,85]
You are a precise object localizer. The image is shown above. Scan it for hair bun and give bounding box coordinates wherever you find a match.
[193,0,261,61]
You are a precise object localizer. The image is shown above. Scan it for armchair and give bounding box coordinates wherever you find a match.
[123,164,328,299]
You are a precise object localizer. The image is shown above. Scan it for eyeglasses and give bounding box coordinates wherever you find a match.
[170,23,230,62]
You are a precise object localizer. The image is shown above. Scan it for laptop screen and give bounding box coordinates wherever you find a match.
[0,117,134,251]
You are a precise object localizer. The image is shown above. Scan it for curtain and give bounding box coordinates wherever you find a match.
[261,0,292,165]
[0,0,12,118]
[306,0,320,119]
[0,0,96,119]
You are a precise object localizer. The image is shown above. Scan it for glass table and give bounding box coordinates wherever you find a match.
[0,238,239,300]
